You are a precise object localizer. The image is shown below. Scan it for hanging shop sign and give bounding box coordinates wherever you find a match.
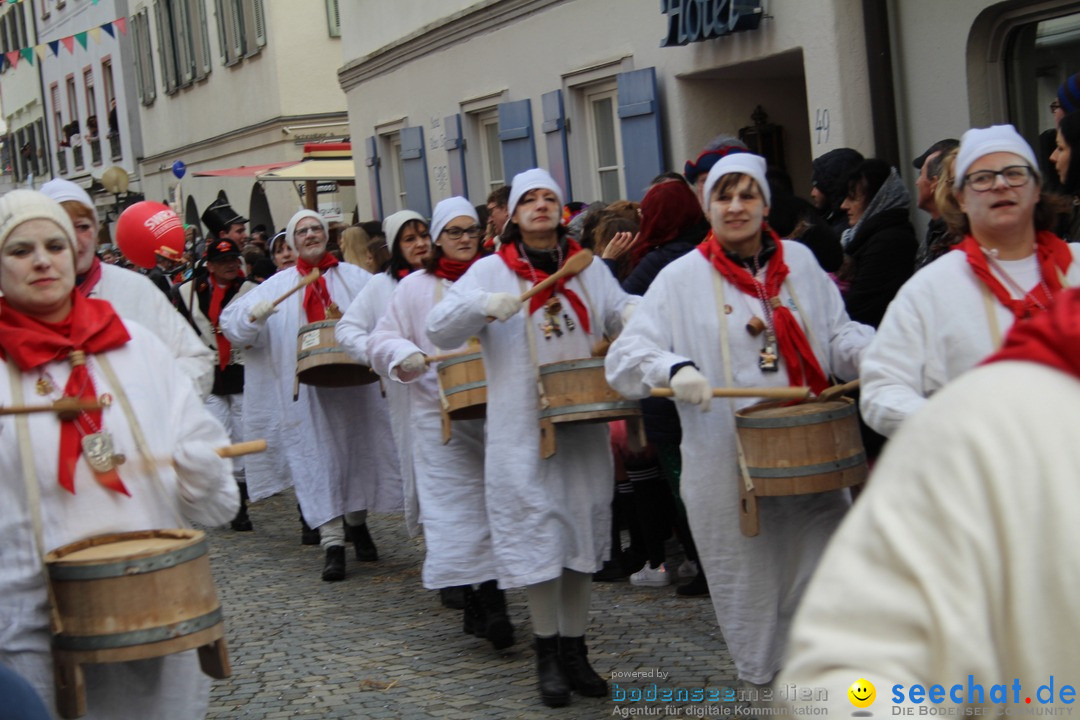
[660,0,763,46]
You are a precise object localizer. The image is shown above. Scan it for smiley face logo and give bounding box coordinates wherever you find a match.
[848,679,876,708]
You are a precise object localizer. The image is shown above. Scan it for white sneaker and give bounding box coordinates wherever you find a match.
[678,560,699,579]
[630,562,673,587]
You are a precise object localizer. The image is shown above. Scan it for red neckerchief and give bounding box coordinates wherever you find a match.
[208,276,232,371]
[957,230,1072,321]
[433,255,477,282]
[76,257,103,295]
[985,288,1080,377]
[697,226,829,394]
[295,254,339,322]
[0,293,131,495]
[496,239,592,333]
[395,267,412,280]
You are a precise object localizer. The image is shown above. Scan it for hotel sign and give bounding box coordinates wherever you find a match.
[660,0,763,46]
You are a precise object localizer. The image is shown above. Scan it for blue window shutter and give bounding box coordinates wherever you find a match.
[364,135,383,220]
[498,99,537,183]
[617,67,665,202]
[541,89,572,200]
[400,125,432,218]
[443,113,468,198]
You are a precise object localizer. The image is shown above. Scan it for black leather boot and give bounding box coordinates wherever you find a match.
[300,507,319,545]
[321,546,346,582]
[440,586,466,610]
[462,586,486,637]
[558,635,608,697]
[350,523,378,562]
[534,635,571,707]
[230,481,253,531]
[477,580,514,650]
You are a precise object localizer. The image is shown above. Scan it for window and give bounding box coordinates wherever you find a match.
[131,9,156,105]
[326,0,339,37]
[477,109,504,194]
[1004,11,1080,148]
[101,58,121,160]
[584,84,624,203]
[66,75,83,169]
[391,134,406,211]
[215,0,265,66]
[155,0,211,92]
[51,82,66,174]
[83,67,102,165]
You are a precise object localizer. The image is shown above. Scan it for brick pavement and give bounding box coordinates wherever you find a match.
[204,491,738,719]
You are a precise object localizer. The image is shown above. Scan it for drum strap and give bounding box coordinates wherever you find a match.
[95,355,184,528]
[521,276,549,411]
[980,282,1003,350]
[8,359,66,634]
[710,272,755,494]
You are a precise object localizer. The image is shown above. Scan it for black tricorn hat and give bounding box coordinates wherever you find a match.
[201,199,248,236]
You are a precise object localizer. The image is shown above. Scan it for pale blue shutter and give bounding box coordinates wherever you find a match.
[443,113,468,198]
[617,67,665,202]
[400,125,432,218]
[541,90,572,200]
[364,135,383,220]
[498,99,537,183]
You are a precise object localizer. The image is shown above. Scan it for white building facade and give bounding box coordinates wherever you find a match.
[0,0,48,195]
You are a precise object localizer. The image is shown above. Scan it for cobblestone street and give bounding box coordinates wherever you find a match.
[203,491,737,719]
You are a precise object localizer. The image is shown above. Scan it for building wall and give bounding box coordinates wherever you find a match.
[0,1,46,192]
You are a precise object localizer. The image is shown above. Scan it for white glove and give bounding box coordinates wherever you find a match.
[398,352,427,376]
[670,365,711,411]
[249,300,278,324]
[485,292,521,322]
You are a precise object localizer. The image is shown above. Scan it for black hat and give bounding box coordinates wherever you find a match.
[206,236,242,262]
[201,199,248,237]
[912,138,959,170]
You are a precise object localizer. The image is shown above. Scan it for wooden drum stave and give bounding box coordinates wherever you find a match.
[296,319,378,388]
[435,351,487,444]
[45,528,230,719]
[537,357,643,458]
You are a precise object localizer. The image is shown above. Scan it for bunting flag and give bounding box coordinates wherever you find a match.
[19,47,33,65]
[115,17,127,35]
[34,44,46,60]
[74,32,88,50]
[60,36,75,54]
[5,50,18,69]
[47,40,60,57]
[0,17,127,65]
[89,27,101,44]
[101,22,115,39]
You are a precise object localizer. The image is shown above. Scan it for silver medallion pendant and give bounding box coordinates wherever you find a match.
[81,432,118,473]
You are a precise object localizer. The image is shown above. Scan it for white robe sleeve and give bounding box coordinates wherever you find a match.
[335,277,385,366]
[605,273,695,399]
[858,287,931,437]
[426,267,494,350]
[219,277,273,349]
[813,264,875,381]
[369,283,424,383]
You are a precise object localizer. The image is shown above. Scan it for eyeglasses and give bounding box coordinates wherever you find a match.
[962,165,1035,192]
[1051,100,1063,113]
[294,224,324,237]
[441,225,483,240]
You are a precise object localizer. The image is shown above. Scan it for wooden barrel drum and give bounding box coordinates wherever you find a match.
[436,352,486,443]
[296,319,378,387]
[734,398,867,536]
[45,529,230,718]
[537,357,643,458]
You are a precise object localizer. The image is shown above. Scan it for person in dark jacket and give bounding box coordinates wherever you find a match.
[810,148,865,237]
[837,159,918,328]
[766,167,843,273]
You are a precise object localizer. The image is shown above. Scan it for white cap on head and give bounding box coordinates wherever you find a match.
[40,177,99,227]
[382,210,426,254]
[702,153,771,207]
[284,209,328,252]
[0,189,77,256]
[507,168,564,221]
[953,124,1040,190]
[430,197,479,243]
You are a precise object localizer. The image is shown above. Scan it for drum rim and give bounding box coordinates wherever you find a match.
[538,357,605,374]
[47,536,208,580]
[44,529,203,566]
[437,351,484,368]
[296,320,339,335]
[735,402,856,428]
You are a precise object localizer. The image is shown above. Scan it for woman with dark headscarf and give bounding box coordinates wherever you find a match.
[1050,110,1080,241]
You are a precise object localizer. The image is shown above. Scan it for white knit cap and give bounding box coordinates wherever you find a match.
[430,197,479,243]
[284,209,328,253]
[507,168,564,221]
[0,189,77,256]
[702,153,771,206]
[382,210,426,253]
[40,177,99,227]
[953,124,1040,189]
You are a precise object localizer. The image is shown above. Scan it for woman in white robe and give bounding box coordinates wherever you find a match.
[220,210,401,582]
[605,155,873,686]
[427,169,633,709]
[0,190,238,719]
[368,197,512,650]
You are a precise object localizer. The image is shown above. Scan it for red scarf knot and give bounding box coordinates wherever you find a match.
[0,293,131,495]
[295,255,340,323]
[986,287,1080,378]
[76,257,104,296]
[957,230,1072,321]
[496,239,592,334]
[697,226,829,394]
[433,255,477,282]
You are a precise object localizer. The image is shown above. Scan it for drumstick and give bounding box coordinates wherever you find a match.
[486,250,595,322]
[0,400,106,417]
[424,350,476,366]
[814,378,860,402]
[650,386,812,400]
[248,268,320,321]
[216,439,268,458]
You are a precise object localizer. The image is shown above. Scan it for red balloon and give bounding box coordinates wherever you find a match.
[115,201,185,269]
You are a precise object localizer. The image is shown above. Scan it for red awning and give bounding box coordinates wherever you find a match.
[192,161,298,177]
